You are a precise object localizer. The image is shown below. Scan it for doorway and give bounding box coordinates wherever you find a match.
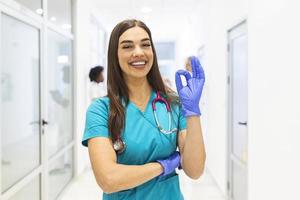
[227,20,248,200]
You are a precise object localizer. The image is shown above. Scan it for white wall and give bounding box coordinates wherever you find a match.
[248,0,300,199]
[74,0,95,176]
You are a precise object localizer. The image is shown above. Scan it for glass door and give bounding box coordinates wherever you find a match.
[46,29,73,200]
[0,0,74,199]
[0,13,41,197]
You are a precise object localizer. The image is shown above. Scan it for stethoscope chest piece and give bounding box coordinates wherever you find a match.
[113,138,126,154]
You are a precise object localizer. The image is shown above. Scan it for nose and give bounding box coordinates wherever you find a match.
[132,45,144,57]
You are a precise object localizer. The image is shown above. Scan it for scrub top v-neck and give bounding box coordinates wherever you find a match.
[82,90,186,200]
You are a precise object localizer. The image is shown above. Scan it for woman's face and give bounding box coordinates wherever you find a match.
[117,26,154,80]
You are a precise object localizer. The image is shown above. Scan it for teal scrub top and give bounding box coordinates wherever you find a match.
[82,90,186,200]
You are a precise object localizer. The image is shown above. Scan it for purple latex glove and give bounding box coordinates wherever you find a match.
[157,151,181,177]
[175,56,205,117]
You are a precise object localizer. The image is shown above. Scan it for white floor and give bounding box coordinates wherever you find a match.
[60,168,226,200]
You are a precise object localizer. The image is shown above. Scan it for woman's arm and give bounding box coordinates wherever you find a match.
[178,116,206,179]
[175,56,206,179]
[88,137,163,193]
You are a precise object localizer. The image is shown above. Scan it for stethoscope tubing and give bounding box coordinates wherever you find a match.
[114,91,178,154]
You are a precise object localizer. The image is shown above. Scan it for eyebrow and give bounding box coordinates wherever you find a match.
[120,38,150,44]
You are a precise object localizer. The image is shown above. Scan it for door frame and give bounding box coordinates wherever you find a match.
[226,19,248,200]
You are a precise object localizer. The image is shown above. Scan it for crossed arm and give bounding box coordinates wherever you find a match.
[88,138,163,194]
[88,116,205,193]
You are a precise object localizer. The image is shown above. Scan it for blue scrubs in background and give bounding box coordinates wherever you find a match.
[82,90,186,200]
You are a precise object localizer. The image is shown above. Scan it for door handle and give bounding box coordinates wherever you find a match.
[42,119,49,126]
[238,121,247,126]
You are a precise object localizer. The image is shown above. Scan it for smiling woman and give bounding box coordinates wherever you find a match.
[82,19,206,200]
[117,26,154,79]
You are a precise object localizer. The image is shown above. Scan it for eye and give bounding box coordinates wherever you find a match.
[142,43,151,48]
[122,44,133,49]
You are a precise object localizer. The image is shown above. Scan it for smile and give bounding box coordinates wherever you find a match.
[129,60,147,68]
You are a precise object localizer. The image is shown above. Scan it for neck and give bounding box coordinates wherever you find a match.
[126,78,152,101]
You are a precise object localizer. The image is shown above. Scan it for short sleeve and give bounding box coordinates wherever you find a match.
[82,98,110,147]
[178,104,187,132]
[171,103,186,132]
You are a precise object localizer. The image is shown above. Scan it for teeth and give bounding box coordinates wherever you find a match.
[131,61,146,66]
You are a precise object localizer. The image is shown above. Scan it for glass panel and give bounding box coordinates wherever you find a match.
[14,0,43,16]
[9,176,40,200]
[48,0,72,32]
[155,42,175,60]
[47,30,73,158]
[158,63,175,88]
[89,16,106,66]
[1,14,40,192]
[48,149,73,200]
[232,34,248,163]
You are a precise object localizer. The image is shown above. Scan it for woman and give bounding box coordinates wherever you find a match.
[82,19,206,200]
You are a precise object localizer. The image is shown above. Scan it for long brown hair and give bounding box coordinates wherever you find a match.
[107,19,178,144]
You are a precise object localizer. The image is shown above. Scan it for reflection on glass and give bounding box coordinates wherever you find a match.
[1,14,40,192]
[47,30,73,158]
[48,0,72,32]
[9,176,40,200]
[48,149,73,200]
[14,0,43,16]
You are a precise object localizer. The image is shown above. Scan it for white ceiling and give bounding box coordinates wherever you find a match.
[92,0,204,31]
[94,0,202,11]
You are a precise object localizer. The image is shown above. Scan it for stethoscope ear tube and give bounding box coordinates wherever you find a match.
[152,91,171,112]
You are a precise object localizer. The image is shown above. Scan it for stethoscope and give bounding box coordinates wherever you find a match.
[113,91,178,154]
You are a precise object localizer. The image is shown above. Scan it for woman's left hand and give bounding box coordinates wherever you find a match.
[157,151,181,177]
[175,56,205,117]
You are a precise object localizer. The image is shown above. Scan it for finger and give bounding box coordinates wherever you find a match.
[198,61,205,80]
[191,56,201,78]
[175,71,183,92]
[175,70,191,92]
[193,57,205,80]
[177,70,192,82]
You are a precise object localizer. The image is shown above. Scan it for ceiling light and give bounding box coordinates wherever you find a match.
[35,8,43,15]
[50,17,57,21]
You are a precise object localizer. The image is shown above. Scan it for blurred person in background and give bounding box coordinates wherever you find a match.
[88,65,106,101]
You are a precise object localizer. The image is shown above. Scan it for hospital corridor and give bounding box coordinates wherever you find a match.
[0,0,300,200]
